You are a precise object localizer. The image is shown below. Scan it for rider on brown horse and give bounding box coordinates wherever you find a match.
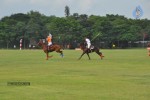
[38,37,64,60]
[46,33,53,50]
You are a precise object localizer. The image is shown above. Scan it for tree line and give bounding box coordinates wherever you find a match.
[0,10,150,49]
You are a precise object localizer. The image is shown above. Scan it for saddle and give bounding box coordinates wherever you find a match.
[86,46,94,53]
[90,45,94,50]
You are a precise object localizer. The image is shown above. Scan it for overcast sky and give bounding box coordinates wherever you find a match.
[0,0,150,19]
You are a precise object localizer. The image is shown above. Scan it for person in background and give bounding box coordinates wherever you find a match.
[147,43,150,56]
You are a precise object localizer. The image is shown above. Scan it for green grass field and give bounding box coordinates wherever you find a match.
[0,49,150,100]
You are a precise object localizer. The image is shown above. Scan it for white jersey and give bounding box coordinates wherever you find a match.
[85,38,91,48]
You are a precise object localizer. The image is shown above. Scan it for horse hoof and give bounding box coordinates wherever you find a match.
[60,54,64,58]
[100,55,104,59]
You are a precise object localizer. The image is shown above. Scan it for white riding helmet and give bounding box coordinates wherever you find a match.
[49,33,52,38]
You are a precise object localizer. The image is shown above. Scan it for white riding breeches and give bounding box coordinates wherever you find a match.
[48,42,52,46]
[87,43,91,49]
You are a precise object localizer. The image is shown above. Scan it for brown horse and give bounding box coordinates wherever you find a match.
[78,42,104,60]
[37,40,63,60]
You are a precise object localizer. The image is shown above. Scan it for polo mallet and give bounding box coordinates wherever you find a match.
[91,32,102,42]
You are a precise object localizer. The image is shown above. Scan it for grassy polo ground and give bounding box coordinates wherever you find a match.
[0,49,150,100]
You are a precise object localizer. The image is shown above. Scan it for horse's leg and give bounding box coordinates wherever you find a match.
[85,49,91,60]
[59,51,64,57]
[46,52,48,60]
[95,50,104,59]
[85,52,90,60]
[78,52,86,60]
[46,52,53,60]
[56,49,64,57]
[86,53,91,60]
[79,49,91,60]
[79,49,89,60]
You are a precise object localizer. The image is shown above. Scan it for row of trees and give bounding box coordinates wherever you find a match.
[0,8,150,49]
